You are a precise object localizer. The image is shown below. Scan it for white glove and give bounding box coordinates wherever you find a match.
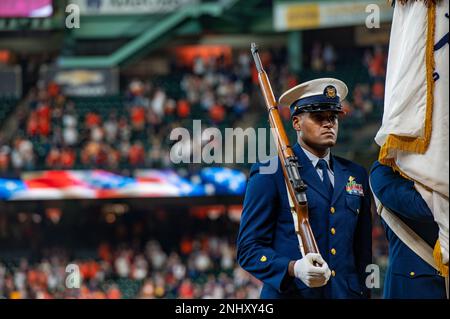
[294,253,331,288]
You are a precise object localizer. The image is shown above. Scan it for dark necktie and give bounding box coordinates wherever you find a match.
[317,159,333,199]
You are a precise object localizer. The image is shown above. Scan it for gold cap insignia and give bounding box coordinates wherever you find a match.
[324,85,337,99]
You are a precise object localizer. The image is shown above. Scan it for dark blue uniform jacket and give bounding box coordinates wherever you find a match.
[237,144,372,299]
[370,161,446,299]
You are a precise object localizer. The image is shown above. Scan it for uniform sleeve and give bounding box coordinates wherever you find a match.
[353,168,372,298]
[369,161,434,222]
[236,162,292,293]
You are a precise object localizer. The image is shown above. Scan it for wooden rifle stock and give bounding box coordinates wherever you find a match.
[251,43,319,257]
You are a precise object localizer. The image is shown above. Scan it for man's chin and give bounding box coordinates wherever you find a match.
[321,139,337,148]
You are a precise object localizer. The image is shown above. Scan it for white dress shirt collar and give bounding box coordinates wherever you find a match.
[301,146,331,170]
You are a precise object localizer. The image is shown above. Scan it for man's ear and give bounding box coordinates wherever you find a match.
[292,115,301,131]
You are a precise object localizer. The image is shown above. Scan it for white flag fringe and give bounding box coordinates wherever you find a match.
[375,0,449,276]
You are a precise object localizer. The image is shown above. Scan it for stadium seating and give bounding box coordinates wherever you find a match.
[0,96,18,128]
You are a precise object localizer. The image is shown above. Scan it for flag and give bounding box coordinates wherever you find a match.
[375,0,449,274]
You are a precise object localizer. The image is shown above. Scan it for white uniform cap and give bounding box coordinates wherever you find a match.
[278,78,348,115]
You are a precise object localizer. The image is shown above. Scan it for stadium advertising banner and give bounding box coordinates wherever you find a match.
[0,0,53,18]
[274,0,393,31]
[0,168,246,200]
[70,0,199,15]
[40,66,119,97]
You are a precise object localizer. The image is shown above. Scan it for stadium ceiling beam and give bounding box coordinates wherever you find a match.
[248,11,274,33]
[58,1,239,69]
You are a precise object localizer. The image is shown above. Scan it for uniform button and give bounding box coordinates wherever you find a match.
[331,270,336,277]
[260,256,267,262]
[330,207,335,214]
[410,271,415,277]
[356,208,360,214]
[330,227,336,235]
[330,248,336,255]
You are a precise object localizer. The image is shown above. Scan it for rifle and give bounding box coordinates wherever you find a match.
[251,43,320,258]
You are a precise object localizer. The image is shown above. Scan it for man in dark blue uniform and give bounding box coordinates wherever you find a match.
[370,161,447,299]
[237,78,372,299]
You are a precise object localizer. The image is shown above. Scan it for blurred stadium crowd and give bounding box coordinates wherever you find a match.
[0,209,262,299]
[0,44,386,176]
[0,237,261,299]
[1,51,253,175]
